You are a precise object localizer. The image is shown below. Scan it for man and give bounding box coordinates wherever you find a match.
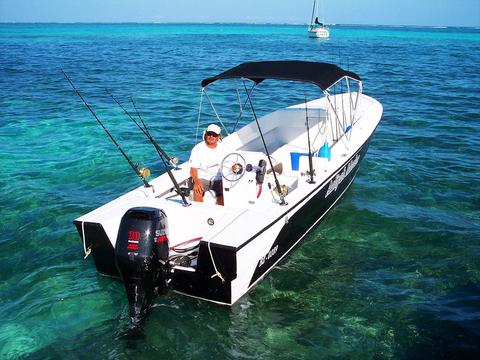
[189,124,224,205]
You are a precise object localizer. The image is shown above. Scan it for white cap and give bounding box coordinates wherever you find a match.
[206,123,221,135]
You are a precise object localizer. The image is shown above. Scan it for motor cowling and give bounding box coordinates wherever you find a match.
[115,207,169,324]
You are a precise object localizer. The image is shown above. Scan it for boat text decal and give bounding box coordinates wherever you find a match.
[325,154,360,198]
[127,230,140,251]
[259,244,278,268]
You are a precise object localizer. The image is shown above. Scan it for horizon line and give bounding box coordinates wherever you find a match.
[0,21,478,29]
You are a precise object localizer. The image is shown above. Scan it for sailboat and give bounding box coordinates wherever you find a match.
[308,0,330,38]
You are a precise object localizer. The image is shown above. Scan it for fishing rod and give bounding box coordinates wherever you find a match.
[304,92,315,184]
[242,81,287,206]
[130,96,179,170]
[62,70,151,189]
[107,91,189,206]
[107,89,179,168]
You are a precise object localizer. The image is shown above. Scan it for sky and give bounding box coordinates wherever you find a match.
[0,0,479,27]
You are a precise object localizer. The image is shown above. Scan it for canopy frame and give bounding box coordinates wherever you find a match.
[195,61,363,188]
[201,61,361,92]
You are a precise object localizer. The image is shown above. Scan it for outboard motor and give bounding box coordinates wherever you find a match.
[115,207,169,324]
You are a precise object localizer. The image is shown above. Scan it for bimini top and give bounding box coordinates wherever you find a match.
[201,61,361,91]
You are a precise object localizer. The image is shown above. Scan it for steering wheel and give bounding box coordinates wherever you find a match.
[221,152,246,182]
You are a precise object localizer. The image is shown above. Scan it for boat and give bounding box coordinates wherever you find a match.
[72,61,383,324]
[308,0,330,38]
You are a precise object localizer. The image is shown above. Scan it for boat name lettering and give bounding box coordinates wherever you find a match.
[325,154,359,197]
[259,244,279,267]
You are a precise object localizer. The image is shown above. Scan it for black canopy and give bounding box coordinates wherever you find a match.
[201,61,361,91]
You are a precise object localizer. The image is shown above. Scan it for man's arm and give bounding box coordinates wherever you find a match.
[190,167,204,196]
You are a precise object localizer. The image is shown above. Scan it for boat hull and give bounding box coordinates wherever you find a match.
[308,27,330,38]
[308,29,330,39]
[75,131,374,305]
[246,141,368,289]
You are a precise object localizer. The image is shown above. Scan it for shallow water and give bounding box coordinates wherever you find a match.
[0,23,479,359]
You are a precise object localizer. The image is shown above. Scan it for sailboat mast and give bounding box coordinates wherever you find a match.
[319,0,325,25]
[310,0,317,26]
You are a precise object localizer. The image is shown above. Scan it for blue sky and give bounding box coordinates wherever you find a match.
[0,0,479,27]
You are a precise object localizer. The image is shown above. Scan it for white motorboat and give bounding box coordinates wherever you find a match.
[308,0,330,38]
[73,61,383,324]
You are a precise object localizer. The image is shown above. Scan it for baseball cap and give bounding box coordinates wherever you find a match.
[206,124,221,135]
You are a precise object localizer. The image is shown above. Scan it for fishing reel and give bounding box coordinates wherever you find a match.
[169,157,179,167]
[270,183,288,206]
[273,184,288,197]
[138,167,151,179]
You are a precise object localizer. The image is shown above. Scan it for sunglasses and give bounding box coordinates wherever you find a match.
[206,131,219,137]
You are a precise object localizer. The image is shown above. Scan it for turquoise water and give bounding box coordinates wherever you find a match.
[1,23,479,359]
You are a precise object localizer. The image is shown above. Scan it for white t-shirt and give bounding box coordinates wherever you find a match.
[189,141,225,181]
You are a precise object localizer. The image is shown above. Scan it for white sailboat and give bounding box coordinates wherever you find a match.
[308,0,330,38]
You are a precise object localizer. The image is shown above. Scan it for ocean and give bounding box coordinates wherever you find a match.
[0,23,479,359]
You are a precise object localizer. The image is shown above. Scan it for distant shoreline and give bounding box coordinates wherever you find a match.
[0,22,479,29]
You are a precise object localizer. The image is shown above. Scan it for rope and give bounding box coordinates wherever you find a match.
[208,241,225,283]
[204,208,248,283]
[81,221,91,259]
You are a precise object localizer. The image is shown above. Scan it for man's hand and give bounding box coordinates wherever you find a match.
[190,167,204,196]
[193,181,204,195]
